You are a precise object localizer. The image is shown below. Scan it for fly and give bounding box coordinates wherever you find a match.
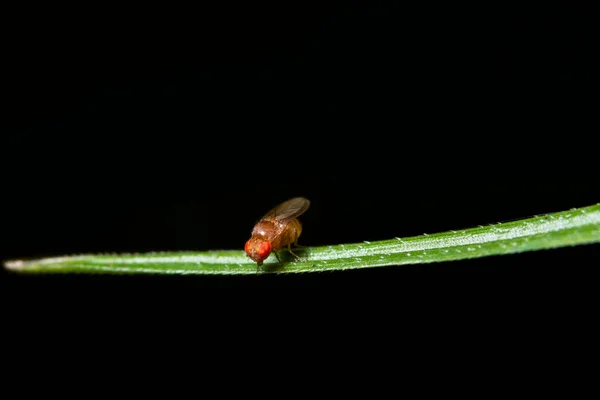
[244,197,310,267]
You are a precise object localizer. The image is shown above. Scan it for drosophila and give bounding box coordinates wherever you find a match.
[245,197,310,266]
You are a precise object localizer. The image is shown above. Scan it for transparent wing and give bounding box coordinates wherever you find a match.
[262,197,310,222]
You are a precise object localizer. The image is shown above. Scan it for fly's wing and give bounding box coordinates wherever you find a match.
[262,197,310,222]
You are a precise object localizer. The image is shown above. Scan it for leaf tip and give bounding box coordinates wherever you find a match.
[4,259,25,271]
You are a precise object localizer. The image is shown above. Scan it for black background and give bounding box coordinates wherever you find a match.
[1,3,598,316]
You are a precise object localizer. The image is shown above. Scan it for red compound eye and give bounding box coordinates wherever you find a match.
[245,240,251,255]
[258,241,272,259]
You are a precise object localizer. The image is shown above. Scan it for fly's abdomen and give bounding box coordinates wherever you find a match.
[259,218,302,251]
[283,218,302,247]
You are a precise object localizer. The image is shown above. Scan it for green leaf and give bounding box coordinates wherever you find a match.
[5,204,600,275]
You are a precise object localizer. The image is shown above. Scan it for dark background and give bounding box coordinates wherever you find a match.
[2,3,598,304]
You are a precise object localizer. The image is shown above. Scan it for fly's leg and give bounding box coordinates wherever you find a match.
[273,251,282,263]
[288,243,306,263]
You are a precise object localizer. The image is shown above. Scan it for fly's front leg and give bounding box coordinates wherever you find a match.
[273,251,282,263]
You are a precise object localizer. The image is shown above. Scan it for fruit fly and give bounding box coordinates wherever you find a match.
[245,197,310,267]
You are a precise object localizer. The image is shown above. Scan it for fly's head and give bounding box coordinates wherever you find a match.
[244,237,272,266]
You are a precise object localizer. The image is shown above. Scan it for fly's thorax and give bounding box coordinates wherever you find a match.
[251,220,278,238]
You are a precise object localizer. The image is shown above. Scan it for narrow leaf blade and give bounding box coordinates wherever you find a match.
[5,204,600,275]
